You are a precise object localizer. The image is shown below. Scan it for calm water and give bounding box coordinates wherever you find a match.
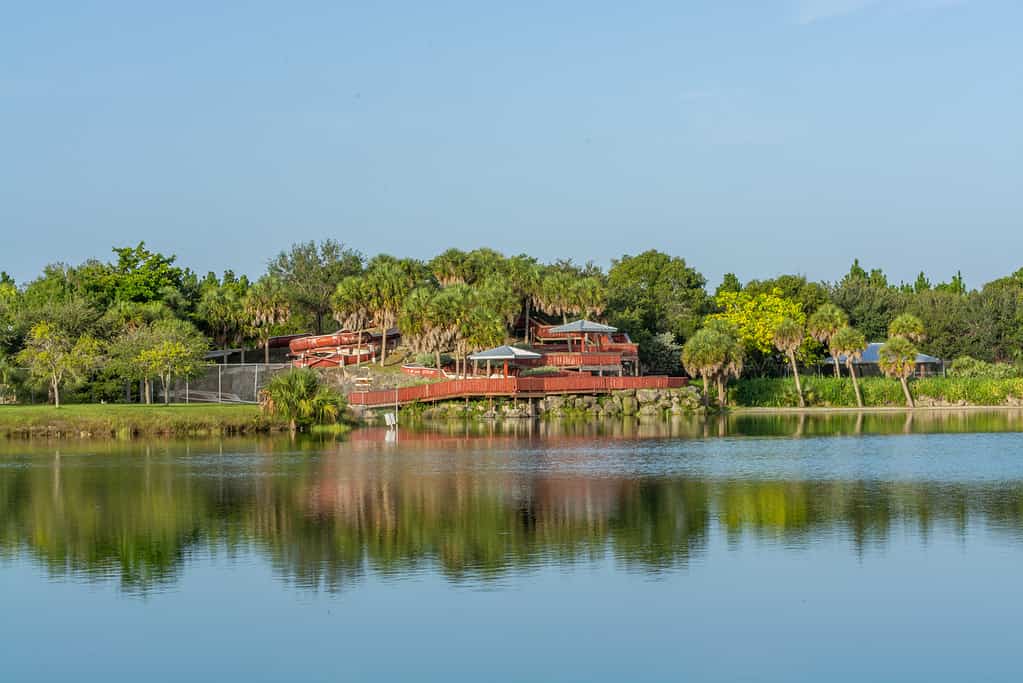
[4,412,1023,681]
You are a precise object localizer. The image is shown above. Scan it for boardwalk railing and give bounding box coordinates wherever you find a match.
[540,352,625,367]
[348,375,686,407]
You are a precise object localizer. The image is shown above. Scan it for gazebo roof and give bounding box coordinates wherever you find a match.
[548,319,618,334]
[825,342,943,365]
[468,345,542,361]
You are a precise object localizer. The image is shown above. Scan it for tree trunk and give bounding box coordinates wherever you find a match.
[435,349,442,371]
[716,376,726,407]
[380,326,388,366]
[788,351,805,408]
[832,344,841,378]
[52,377,60,408]
[900,376,915,408]
[524,299,532,343]
[265,340,270,364]
[701,375,709,408]
[848,361,863,408]
[163,373,171,405]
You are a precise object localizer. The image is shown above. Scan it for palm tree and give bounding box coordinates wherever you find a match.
[682,328,727,408]
[538,270,577,323]
[878,336,918,408]
[244,277,291,363]
[888,313,926,343]
[332,276,373,364]
[507,255,541,342]
[572,277,607,320]
[466,309,506,373]
[428,248,469,286]
[807,303,848,377]
[260,368,344,433]
[476,275,521,332]
[363,261,415,366]
[433,284,473,376]
[198,284,245,351]
[398,286,439,357]
[773,317,806,408]
[830,326,867,408]
[702,319,745,407]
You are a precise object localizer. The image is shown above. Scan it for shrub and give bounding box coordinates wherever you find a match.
[260,368,347,431]
[730,376,1023,408]
[948,356,1019,379]
[414,353,452,369]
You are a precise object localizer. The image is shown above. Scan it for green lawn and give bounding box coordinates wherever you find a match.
[0,403,289,438]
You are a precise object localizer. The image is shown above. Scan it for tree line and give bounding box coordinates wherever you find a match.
[1,241,1021,405]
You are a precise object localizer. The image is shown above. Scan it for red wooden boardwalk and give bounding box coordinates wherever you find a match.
[348,375,687,408]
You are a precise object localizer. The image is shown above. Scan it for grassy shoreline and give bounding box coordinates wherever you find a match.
[0,404,291,439]
[731,376,1023,409]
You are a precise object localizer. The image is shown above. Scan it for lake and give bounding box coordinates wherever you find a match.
[3,411,1023,681]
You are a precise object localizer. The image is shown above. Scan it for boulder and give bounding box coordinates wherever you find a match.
[621,396,638,416]
[636,388,661,404]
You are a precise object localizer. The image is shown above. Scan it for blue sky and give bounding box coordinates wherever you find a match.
[2,1,1020,288]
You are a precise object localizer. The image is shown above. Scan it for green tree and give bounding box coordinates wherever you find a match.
[878,336,918,408]
[107,243,185,303]
[606,250,708,346]
[807,303,848,377]
[244,277,291,363]
[829,262,906,342]
[17,322,102,407]
[268,240,363,334]
[0,351,17,403]
[743,275,828,316]
[136,339,204,405]
[715,273,742,297]
[830,326,867,408]
[260,368,345,433]
[772,317,806,408]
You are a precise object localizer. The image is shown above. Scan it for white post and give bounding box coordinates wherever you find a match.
[185,378,189,404]
[254,365,259,403]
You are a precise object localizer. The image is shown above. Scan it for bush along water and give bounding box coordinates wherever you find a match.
[260,368,349,432]
[730,376,1023,408]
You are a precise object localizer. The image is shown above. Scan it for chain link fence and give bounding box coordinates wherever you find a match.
[158,363,292,404]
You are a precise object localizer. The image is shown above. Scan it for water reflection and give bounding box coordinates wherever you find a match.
[3,411,1023,594]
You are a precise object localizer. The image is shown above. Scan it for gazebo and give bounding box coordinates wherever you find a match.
[468,345,542,377]
[547,319,618,352]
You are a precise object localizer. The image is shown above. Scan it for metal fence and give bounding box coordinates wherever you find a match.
[157,363,291,404]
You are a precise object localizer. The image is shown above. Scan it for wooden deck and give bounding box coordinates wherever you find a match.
[348,375,688,408]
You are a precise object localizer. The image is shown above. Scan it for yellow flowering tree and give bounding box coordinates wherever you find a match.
[709,288,807,354]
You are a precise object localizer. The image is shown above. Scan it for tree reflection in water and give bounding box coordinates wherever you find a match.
[3,410,1023,594]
